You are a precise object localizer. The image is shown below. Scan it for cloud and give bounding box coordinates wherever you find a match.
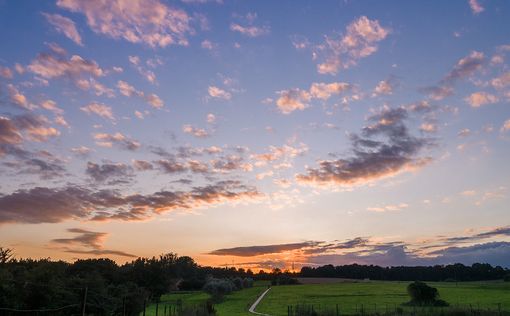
[40,100,63,114]
[208,226,510,268]
[0,66,13,79]
[465,92,499,107]
[187,160,209,173]
[420,123,438,133]
[3,152,67,180]
[274,82,350,114]
[155,159,187,173]
[501,119,510,132]
[423,51,485,100]
[315,16,390,75]
[10,114,60,142]
[0,117,23,146]
[373,77,398,96]
[491,72,510,89]
[0,181,261,224]
[211,155,252,172]
[145,93,164,108]
[206,113,216,123]
[86,162,132,183]
[80,102,114,120]
[132,160,154,171]
[71,146,93,157]
[28,51,104,80]
[117,80,142,97]
[457,128,471,137]
[56,0,193,48]
[251,144,308,166]
[209,241,317,257]
[42,13,83,45]
[297,107,432,187]
[128,55,158,84]
[230,24,269,37]
[275,89,311,114]
[6,84,32,109]
[52,228,136,258]
[116,80,164,108]
[93,133,140,150]
[208,86,231,100]
[201,40,216,50]
[230,13,269,37]
[182,124,210,138]
[367,203,409,212]
[309,82,350,100]
[52,228,106,248]
[445,51,485,82]
[468,0,484,15]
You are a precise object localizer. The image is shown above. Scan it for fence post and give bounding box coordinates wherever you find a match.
[164,304,167,316]
[156,302,159,316]
[336,303,339,316]
[81,286,88,316]
[143,299,146,316]
[122,296,126,316]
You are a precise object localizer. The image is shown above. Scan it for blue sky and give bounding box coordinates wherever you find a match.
[0,0,509,269]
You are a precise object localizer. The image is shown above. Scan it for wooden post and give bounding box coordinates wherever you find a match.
[143,300,146,316]
[336,303,339,316]
[81,287,88,316]
[122,296,126,316]
[155,302,159,316]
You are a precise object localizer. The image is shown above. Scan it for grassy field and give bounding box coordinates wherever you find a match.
[256,280,510,316]
[141,281,270,316]
[142,280,510,315]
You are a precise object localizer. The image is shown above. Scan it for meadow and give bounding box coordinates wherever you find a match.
[142,282,270,315]
[143,280,510,316]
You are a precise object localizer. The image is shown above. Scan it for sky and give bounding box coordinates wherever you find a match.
[0,0,510,270]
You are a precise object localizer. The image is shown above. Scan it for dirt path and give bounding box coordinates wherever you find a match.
[248,287,272,315]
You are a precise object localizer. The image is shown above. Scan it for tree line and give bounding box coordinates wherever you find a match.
[0,250,253,315]
[299,263,509,281]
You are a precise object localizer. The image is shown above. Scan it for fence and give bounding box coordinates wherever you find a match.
[286,303,510,316]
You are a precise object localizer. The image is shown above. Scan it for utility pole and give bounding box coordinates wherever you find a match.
[81,287,88,316]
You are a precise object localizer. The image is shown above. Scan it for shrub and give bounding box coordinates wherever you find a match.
[232,277,243,290]
[202,278,235,302]
[504,274,510,282]
[272,275,300,286]
[178,278,206,291]
[242,277,254,288]
[404,281,449,306]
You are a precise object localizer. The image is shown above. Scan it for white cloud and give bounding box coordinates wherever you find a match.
[465,92,499,107]
[43,13,83,46]
[57,0,193,47]
[468,0,484,15]
[316,16,390,75]
[80,102,114,120]
[208,86,232,100]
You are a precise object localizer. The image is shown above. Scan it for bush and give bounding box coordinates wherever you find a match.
[178,278,206,291]
[232,277,243,290]
[404,281,449,306]
[272,275,300,286]
[202,278,235,302]
[504,274,510,282]
[242,277,254,288]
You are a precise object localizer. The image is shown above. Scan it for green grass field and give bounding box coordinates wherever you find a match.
[141,281,270,316]
[256,280,510,316]
[142,280,510,316]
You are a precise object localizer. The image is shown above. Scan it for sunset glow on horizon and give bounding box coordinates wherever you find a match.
[1,0,510,270]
